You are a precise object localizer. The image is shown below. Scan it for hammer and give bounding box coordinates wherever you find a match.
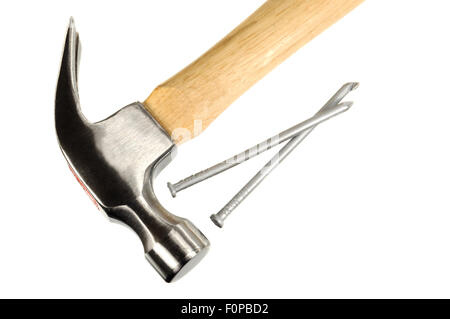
[55,0,363,282]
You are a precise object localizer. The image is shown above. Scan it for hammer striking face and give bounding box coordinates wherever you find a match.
[55,1,363,282]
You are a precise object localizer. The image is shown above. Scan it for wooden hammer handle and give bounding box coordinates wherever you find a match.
[144,0,363,143]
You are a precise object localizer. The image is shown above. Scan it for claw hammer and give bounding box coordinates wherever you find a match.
[55,0,364,282]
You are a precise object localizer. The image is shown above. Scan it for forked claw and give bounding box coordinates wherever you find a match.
[55,18,88,146]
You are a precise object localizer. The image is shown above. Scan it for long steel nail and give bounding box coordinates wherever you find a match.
[210,101,353,227]
[210,83,359,227]
[167,84,357,197]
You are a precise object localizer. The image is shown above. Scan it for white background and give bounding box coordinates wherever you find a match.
[0,0,449,298]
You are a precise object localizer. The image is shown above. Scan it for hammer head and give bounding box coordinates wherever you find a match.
[55,19,209,282]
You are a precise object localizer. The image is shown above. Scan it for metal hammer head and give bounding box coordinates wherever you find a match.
[55,19,209,282]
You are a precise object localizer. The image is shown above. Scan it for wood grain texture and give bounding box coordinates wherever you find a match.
[144,0,364,143]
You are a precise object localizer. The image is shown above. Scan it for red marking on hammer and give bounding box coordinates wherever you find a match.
[68,164,100,210]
